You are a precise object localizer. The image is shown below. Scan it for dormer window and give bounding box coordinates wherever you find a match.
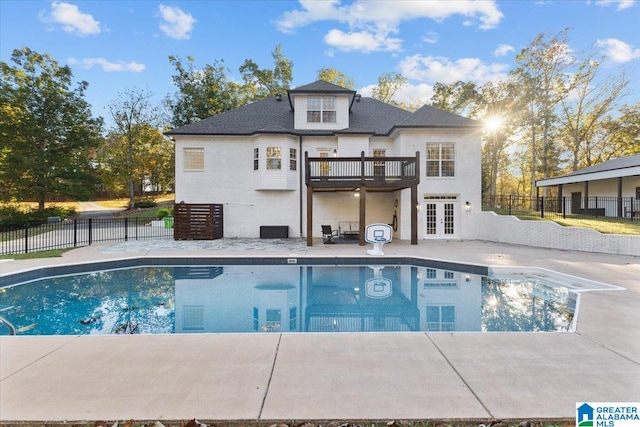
[307,97,336,123]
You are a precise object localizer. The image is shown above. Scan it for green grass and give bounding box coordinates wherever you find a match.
[0,248,71,260]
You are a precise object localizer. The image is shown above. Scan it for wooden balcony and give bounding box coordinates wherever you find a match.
[305,151,420,190]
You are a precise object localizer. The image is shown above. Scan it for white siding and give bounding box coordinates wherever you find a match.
[174,136,301,238]
[337,135,369,157]
[394,129,482,241]
[293,94,350,130]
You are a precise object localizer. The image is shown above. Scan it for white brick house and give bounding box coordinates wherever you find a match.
[166,81,482,245]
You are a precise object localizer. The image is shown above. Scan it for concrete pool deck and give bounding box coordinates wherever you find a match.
[1,239,639,422]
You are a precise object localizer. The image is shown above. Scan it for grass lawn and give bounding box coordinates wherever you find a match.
[0,248,71,260]
[509,214,640,234]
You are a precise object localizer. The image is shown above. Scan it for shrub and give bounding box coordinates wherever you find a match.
[156,208,171,219]
[134,198,157,209]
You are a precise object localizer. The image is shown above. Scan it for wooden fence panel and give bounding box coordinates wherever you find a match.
[174,203,223,240]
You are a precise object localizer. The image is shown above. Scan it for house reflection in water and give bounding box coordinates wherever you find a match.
[173,264,503,333]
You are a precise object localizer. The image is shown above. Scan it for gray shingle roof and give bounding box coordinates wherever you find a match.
[166,82,479,137]
[560,153,640,177]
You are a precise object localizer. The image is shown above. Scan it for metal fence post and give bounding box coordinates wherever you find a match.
[24,226,28,254]
[88,218,92,246]
[508,195,512,216]
[124,217,128,241]
[562,196,566,219]
[541,196,545,218]
[73,219,78,247]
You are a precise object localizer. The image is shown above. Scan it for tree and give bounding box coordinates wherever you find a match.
[108,88,164,209]
[557,54,628,170]
[239,45,293,101]
[599,102,640,157]
[0,47,102,209]
[429,81,479,115]
[317,67,355,89]
[165,55,242,128]
[371,72,407,104]
[514,29,573,196]
[478,79,522,197]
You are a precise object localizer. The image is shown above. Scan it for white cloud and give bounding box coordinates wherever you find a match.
[68,57,145,72]
[595,0,636,10]
[422,31,438,44]
[494,43,514,57]
[39,1,101,36]
[596,38,640,63]
[324,29,402,53]
[359,82,434,106]
[399,54,509,84]
[275,0,503,53]
[158,4,196,40]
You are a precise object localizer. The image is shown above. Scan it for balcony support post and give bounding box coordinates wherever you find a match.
[306,185,313,246]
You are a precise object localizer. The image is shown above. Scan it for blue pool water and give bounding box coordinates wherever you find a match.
[0,262,576,335]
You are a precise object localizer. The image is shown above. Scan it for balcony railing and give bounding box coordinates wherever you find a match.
[305,152,419,188]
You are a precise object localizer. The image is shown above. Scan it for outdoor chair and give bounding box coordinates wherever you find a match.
[321,225,339,244]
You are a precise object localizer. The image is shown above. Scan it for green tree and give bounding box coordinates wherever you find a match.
[514,29,572,196]
[429,81,479,115]
[0,47,102,209]
[371,72,407,105]
[108,88,165,209]
[165,55,242,128]
[239,45,293,101]
[599,102,640,157]
[557,54,628,170]
[317,67,355,89]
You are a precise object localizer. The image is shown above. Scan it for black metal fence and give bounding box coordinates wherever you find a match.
[483,194,640,222]
[0,217,174,256]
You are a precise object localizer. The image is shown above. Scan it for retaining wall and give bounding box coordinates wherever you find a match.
[475,211,640,256]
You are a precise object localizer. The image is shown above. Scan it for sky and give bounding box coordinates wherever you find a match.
[1,0,639,128]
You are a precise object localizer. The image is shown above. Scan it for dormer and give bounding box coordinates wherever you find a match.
[287,80,357,131]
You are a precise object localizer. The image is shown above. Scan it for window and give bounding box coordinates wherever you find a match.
[290,148,297,171]
[307,97,336,123]
[266,147,281,170]
[426,305,455,331]
[426,143,455,177]
[636,187,640,199]
[253,148,259,170]
[183,148,204,171]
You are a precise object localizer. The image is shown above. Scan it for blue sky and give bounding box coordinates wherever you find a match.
[1,0,638,127]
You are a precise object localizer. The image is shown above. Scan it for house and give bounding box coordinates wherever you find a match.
[536,153,640,218]
[166,80,482,245]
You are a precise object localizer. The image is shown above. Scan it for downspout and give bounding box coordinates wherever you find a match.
[299,135,303,237]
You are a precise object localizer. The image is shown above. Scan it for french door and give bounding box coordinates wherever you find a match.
[424,197,458,239]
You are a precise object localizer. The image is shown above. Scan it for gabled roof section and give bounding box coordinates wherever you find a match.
[398,105,480,128]
[166,81,480,137]
[536,153,640,187]
[287,80,357,111]
[288,80,356,94]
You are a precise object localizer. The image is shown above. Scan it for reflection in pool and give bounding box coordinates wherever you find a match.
[0,264,576,335]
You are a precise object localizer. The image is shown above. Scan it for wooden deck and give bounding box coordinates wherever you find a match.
[305,152,419,190]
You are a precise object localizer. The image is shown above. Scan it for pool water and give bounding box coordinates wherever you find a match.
[0,264,576,335]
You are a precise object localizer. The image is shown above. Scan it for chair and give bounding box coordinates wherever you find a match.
[321,225,339,244]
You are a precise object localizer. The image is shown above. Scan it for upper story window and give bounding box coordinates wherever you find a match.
[253,148,259,170]
[183,148,204,171]
[290,148,297,171]
[307,97,336,123]
[266,147,281,170]
[426,143,455,177]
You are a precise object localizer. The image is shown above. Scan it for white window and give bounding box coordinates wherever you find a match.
[183,148,204,171]
[253,148,259,170]
[426,143,455,177]
[426,305,455,331]
[289,148,297,171]
[307,97,336,123]
[266,147,281,170]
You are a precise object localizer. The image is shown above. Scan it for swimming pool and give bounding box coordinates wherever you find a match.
[0,257,591,335]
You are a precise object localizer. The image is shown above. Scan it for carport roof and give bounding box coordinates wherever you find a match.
[536,153,640,187]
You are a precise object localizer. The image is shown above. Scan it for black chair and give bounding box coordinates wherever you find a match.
[321,225,339,244]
